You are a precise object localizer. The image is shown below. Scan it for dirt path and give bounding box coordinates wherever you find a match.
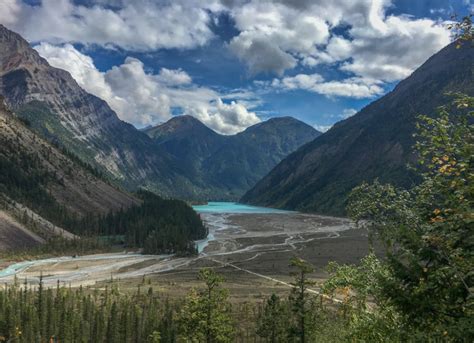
[205,256,343,304]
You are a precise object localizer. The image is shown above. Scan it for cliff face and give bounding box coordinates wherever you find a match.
[0,98,139,216]
[0,24,184,195]
[0,25,319,200]
[241,42,474,215]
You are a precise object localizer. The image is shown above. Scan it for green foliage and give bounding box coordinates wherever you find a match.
[334,93,474,340]
[89,191,207,255]
[288,257,317,342]
[256,294,289,342]
[38,190,207,256]
[178,269,234,342]
[0,237,109,261]
[323,255,403,342]
[0,281,171,343]
[448,14,474,48]
[255,258,349,342]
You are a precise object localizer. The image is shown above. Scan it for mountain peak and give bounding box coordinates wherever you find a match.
[240,116,320,136]
[0,25,47,73]
[145,115,219,141]
[166,115,208,128]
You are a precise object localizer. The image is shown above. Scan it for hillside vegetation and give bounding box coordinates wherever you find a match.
[242,41,474,215]
[145,115,320,199]
[0,99,206,255]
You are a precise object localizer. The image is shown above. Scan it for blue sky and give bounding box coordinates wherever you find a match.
[1,0,472,133]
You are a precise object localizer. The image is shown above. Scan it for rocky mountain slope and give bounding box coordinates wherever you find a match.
[242,42,474,215]
[0,97,138,249]
[0,25,317,200]
[0,24,188,196]
[0,210,45,251]
[145,116,320,199]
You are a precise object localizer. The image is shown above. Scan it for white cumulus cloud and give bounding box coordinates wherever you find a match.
[226,0,451,88]
[2,0,217,51]
[2,0,454,101]
[271,73,384,99]
[34,43,260,134]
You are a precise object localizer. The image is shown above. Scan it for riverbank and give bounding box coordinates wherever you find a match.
[0,204,371,300]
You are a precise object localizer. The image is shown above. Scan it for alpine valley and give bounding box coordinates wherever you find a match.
[0,5,472,342]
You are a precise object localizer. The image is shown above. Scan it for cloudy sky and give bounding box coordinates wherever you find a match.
[0,0,471,134]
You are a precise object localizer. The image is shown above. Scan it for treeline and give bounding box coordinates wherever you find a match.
[1,250,472,343]
[0,280,172,343]
[63,191,207,255]
[0,261,344,343]
[0,237,110,261]
[1,123,206,255]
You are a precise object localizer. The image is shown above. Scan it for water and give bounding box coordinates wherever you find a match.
[192,202,292,254]
[0,203,290,277]
[0,260,37,278]
[192,202,291,214]
[0,254,144,279]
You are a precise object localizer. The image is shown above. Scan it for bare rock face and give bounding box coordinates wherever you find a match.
[0,24,182,195]
[242,42,474,215]
[0,25,321,200]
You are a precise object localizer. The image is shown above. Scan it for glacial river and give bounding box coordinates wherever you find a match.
[192,202,291,214]
[0,202,352,287]
[193,202,292,253]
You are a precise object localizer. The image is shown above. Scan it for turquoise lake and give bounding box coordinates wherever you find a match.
[192,202,291,214]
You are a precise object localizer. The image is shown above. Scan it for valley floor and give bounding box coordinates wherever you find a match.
[0,211,371,301]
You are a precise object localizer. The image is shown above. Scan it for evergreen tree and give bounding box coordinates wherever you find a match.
[178,269,234,343]
[288,257,317,343]
[256,293,289,342]
[325,94,474,340]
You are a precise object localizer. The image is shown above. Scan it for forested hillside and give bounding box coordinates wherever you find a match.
[0,98,206,255]
[242,41,474,215]
[0,96,136,241]
[146,116,320,199]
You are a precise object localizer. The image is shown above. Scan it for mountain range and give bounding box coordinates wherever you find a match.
[145,115,320,199]
[1,23,471,221]
[241,41,474,215]
[0,25,319,201]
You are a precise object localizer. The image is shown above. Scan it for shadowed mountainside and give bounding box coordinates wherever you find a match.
[145,115,320,199]
[241,42,474,215]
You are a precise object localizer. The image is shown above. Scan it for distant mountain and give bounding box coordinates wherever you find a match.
[145,116,320,199]
[0,24,188,196]
[0,25,318,200]
[242,42,474,215]
[147,115,225,162]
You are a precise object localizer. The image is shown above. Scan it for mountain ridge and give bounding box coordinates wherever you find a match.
[241,41,474,215]
[0,25,319,200]
[145,115,321,199]
[0,24,189,196]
